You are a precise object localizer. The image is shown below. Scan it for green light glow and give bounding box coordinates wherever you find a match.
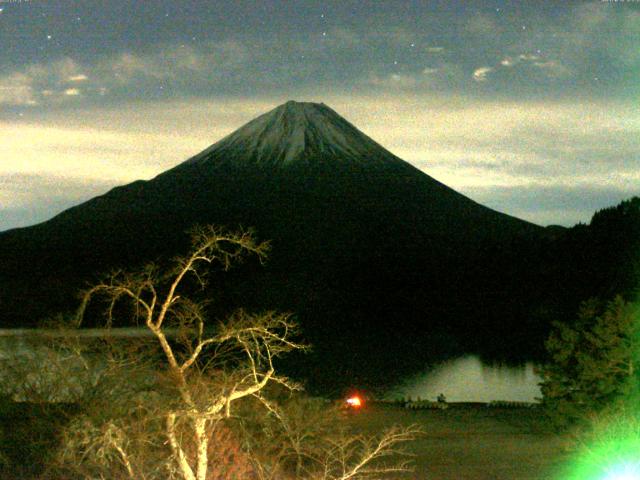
[561,439,640,479]
[558,406,640,480]
[557,298,640,480]
[602,462,640,480]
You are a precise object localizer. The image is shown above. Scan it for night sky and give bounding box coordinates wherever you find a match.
[1,0,638,230]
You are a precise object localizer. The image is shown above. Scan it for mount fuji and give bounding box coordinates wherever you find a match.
[184,100,401,167]
[0,101,552,392]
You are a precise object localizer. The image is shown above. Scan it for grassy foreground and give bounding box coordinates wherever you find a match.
[1,399,571,479]
[345,402,571,480]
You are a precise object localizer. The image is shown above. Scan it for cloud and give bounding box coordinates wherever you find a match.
[545,3,640,87]
[0,4,637,111]
[457,4,636,97]
[320,26,362,50]
[337,97,640,217]
[68,74,88,82]
[367,73,420,89]
[0,174,116,231]
[375,26,416,47]
[472,67,493,82]
[363,63,462,91]
[0,6,633,110]
[492,53,571,82]
[0,58,92,106]
[0,73,36,106]
[0,174,114,209]
[464,184,640,227]
[532,61,571,78]
[465,13,501,37]
[0,41,253,107]
[0,121,210,182]
[105,41,249,83]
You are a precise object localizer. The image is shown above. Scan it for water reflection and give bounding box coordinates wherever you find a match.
[388,355,541,403]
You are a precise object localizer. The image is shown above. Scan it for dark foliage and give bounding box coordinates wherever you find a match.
[0,398,79,479]
[539,296,640,430]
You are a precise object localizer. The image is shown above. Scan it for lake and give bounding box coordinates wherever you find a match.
[1,332,544,404]
[388,355,542,403]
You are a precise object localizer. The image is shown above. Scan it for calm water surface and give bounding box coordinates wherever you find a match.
[388,355,542,403]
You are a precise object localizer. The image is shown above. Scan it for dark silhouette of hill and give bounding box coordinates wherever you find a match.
[540,197,640,314]
[3,101,631,393]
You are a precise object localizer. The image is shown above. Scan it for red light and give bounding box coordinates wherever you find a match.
[346,396,362,408]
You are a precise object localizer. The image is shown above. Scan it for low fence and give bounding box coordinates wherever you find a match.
[374,399,539,410]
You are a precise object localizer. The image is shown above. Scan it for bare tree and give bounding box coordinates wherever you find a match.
[68,226,304,480]
[55,226,420,480]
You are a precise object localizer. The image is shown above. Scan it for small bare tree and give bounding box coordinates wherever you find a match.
[237,395,421,480]
[312,424,421,480]
[56,226,419,480]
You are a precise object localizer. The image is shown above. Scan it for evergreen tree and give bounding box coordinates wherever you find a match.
[539,296,639,429]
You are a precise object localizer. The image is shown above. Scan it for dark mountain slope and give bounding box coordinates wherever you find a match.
[0,101,551,393]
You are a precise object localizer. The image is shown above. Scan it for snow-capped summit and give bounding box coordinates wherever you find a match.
[183,100,402,168]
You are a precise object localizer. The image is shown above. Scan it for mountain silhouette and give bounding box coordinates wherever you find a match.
[0,101,553,393]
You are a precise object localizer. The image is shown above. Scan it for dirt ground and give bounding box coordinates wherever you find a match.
[345,403,572,480]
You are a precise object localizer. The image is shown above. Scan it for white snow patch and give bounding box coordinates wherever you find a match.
[184,101,404,167]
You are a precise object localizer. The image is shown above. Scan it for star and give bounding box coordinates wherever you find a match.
[410,43,415,48]
[320,14,325,18]
[522,25,526,30]
[322,32,326,36]
[46,34,52,40]
[496,8,501,12]
[0,8,4,13]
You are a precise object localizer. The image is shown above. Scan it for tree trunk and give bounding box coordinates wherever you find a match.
[195,416,209,480]
[167,413,196,480]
